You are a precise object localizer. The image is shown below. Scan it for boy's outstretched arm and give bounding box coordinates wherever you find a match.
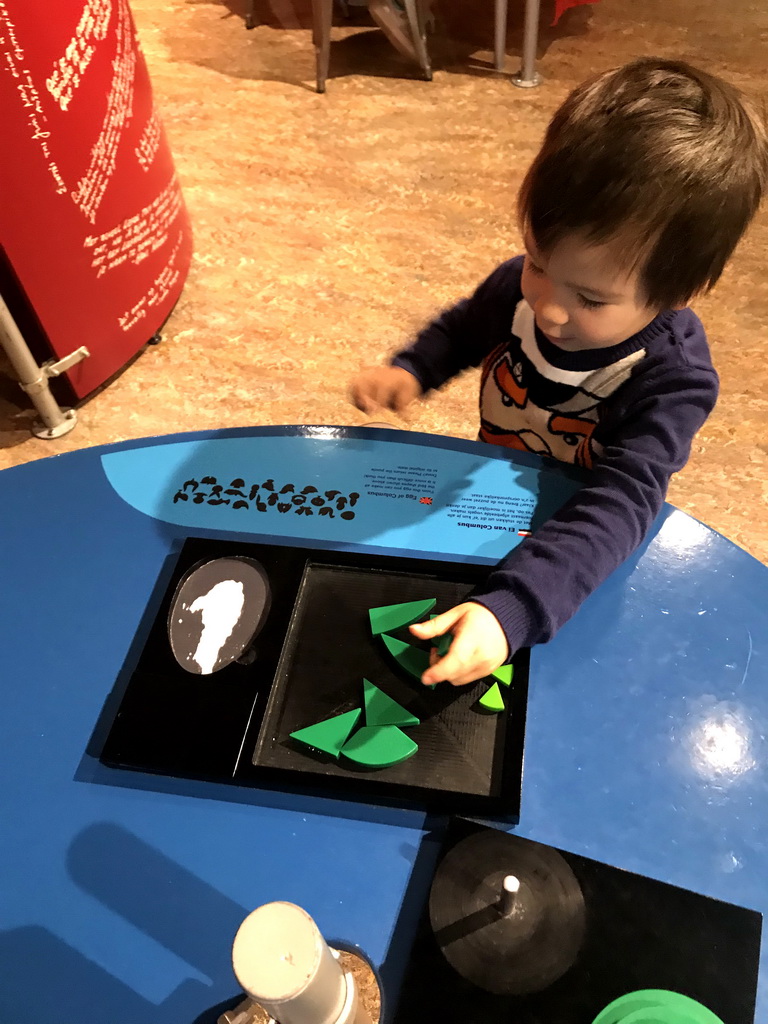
[418,359,718,686]
[410,603,509,686]
[349,258,525,414]
[430,362,720,688]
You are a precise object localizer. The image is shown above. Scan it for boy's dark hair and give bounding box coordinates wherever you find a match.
[518,58,768,309]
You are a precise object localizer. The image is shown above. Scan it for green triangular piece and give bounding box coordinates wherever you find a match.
[369,598,437,636]
[341,725,418,768]
[364,679,421,729]
[380,633,432,682]
[290,708,361,758]
[429,615,452,657]
[478,682,505,713]
[492,664,514,686]
[363,679,419,727]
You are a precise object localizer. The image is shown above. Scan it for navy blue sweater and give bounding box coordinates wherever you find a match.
[392,256,719,656]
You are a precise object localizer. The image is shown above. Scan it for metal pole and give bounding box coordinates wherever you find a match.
[0,293,78,438]
[402,0,432,81]
[494,0,508,72]
[512,0,542,88]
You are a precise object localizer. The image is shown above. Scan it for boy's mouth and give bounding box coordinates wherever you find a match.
[540,329,572,346]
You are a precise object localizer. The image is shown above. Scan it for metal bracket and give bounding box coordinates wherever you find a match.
[16,346,89,397]
[43,345,90,378]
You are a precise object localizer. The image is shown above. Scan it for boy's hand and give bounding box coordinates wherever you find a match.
[350,366,422,415]
[410,603,509,687]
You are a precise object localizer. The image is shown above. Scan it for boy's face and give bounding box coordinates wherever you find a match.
[521,233,662,352]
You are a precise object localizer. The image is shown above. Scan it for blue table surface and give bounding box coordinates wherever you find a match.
[1,425,766,1023]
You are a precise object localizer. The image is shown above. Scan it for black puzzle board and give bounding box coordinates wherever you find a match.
[394,818,762,1024]
[253,562,520,801]
[100,537,529,817]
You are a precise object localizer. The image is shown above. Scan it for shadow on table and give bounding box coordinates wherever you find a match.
[0,826,251,1023]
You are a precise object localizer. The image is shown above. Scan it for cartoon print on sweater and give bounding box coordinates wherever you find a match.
[479,300,645,468]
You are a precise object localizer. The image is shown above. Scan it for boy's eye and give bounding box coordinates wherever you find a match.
[578,294,605,310]
[526,257,544,275]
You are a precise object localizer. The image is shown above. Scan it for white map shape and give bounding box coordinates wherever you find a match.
[188,579,245,673]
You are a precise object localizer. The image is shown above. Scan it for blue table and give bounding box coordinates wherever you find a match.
[1,425,766,1023]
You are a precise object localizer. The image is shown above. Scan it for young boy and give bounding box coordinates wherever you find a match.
[351,58,768,687]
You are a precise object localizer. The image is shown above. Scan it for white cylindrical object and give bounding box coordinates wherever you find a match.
[232,902,348,1024]
[336,970,372,1024]
[500,874,520,916]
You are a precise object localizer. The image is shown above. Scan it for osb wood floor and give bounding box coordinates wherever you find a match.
[1,0,766,565]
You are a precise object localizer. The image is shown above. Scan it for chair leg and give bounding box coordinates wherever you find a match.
[402,0,432,80]
[313,0,333,92]
[494,0,508,72]
[245,0,257,29]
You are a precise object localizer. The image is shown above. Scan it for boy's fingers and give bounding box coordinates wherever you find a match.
[421,629,467,684]
[350,385,375,413]
[410,609,457,639]
[422,649,474,686]
[393,384,416,412]
[422,631,499,687]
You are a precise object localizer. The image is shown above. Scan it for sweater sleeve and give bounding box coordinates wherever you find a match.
[392,257,524,393]
[470,357,719,656]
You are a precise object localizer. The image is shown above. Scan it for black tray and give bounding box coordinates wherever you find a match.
[100,537,529,817]
[393,818,762,1024]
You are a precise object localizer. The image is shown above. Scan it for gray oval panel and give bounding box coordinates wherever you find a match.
[168,557,271,675]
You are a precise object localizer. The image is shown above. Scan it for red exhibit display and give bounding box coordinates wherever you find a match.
[0,0,193,400]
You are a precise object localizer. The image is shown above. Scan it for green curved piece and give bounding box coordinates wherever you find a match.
[618,1009,698,1024]
[591,990,725,1024]
[380,633,432,682]
[478,682,505,712]
[290,708,362,758]
[492,663,514,686]
[363,678,419,727]
[341,725,418,768]
[369,598,437,635]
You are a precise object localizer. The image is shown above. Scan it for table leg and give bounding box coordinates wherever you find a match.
[313,0,333,92]
[494,0,508,72]
[512,0,542,87]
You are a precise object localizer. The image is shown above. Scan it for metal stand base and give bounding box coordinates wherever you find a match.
[31,408,78,439]
[512,70,543,88]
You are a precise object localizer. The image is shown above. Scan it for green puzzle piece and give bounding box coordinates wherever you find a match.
[341,725,418,768]
[492,664,514,686]
[591,991,725,1024]
[478,682,505,713]
[380,634,433,684]
[369,598,437,636]
[290,708,361,758]
[363,678,419,727]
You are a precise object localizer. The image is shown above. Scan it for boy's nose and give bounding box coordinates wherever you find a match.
[535,296,569,328]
